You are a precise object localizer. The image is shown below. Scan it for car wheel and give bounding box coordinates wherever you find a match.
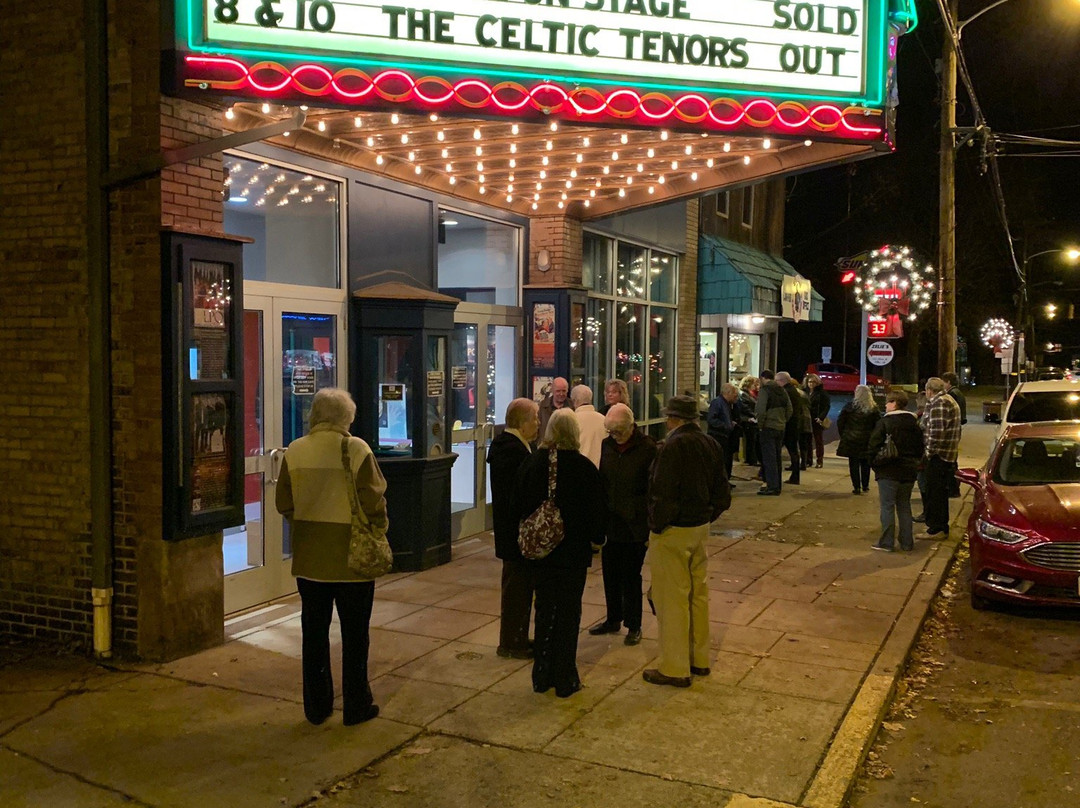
[970,588,992,611]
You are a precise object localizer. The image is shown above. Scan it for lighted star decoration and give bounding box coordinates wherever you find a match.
[980,318,1014,350]
[853,245,935,321]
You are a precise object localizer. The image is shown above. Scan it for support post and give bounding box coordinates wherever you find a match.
[937,0,959,375]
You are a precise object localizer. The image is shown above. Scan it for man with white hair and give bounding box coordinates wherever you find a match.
[917,377,961,539]
[571,384,606,467]
[537,377,575,444]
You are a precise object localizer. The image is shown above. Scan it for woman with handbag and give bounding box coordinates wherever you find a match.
[836,384,881,494]
[867,390,925,552]
[515,409,605,698]
[276,388,388,726]
[805,373,831,468]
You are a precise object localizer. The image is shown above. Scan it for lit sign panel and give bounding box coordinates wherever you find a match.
[174,0,913,137]
[868,317,888,338]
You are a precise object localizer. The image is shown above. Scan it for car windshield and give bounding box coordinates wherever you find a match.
[994,437,1080,485]
[1005,390,1080,423]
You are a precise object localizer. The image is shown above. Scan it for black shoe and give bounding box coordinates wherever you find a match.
[555,682,582,698]
[588,620,621,636]
[871,543,893,552]
[912,513,926,523]
[624,629,642,646]
[862,487,870,493]
[785,465,797,471]
[757,488,781,496]
[306,708,333,726]
[533,681,552,694]
[690,666,711,676]
[343,704,379,726]
[497,645,534,659]
[852,488,862,495]
[785,477,800,484]
[642,669,691,688]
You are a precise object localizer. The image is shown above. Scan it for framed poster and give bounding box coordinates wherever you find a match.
[532,302,556,370]
[163,230,246,540]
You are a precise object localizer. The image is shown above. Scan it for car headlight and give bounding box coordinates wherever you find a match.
[977,519,1027,545]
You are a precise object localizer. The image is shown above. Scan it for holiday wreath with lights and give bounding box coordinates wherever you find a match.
[980,318,1014,351]
[853,245,935,338]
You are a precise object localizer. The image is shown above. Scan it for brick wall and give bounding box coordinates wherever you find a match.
[678,199,701,396]
[527,215,584,286]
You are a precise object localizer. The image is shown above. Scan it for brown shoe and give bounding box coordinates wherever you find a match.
[642,668,691,688]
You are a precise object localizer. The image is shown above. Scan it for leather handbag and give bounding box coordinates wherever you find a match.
[518,449,566,560]
[874,432,900,466]
[341,437,394,579]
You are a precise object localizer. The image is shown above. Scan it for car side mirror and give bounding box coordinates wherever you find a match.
[956,467,981,490]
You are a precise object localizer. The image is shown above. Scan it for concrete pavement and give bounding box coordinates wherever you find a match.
[1,413,996,808]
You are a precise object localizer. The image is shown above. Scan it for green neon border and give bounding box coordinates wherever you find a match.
[177,1,898,108]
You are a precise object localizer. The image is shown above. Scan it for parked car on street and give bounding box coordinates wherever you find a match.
[996,378,1080,440]
[804,362,888,395]
[958,422,1080,610]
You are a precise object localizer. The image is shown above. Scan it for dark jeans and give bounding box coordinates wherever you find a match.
[600,541,649,631]
[783,422,801,483]
[924,455,953,534]
[742,422,760,465]
[848,458,871,491]
[811,422,825,465]
[799,433,813,469]
[532,565,588,696]
[499,558,535,652]
[876,478,915,550]
[297,577,375,725]
[759,428,784,491]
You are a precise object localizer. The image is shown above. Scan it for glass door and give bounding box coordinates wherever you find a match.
[224,294,345,614]
[450,305,521,540]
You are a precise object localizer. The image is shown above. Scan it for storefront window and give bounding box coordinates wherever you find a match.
[648,310,675,419]
[223,155,341,288]
[582,298,611,399]
[616,302,646,417]
[649,251,676,304]
[437,210,520,306]
[699,332,718,403]
[728,332,762,385]
[616,243,648,298]
[582,233,612,294]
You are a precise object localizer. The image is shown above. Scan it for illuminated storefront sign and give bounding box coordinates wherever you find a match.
[172,0,915,138]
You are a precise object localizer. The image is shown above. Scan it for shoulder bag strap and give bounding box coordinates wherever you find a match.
[341,436,365,524]
[547,448,557,500]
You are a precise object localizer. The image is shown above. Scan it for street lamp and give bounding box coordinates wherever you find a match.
[1017,248,1079,370]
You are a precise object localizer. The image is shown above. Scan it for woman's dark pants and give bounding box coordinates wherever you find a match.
[532,565,588,696]
[848,458,871,491]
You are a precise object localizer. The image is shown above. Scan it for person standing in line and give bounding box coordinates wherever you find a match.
[941,371,967,497]
[598,378,630,416]
[642,396,729,688]
[570,384,607,467]
[588,403,657,646]
[797,379,814,471]
[913,390,930,522]
[706,382,739,482]
[917,377,962,539]
[486,397,540,660]
[868,390,925,552]
[275,388,387,726]
[537,376,575,444]
[775,372,805,485]
[836,384,881,495]
[736,376,760,467]
[806,373,831,468]
[516,410,605,698]
[755,370,792,496]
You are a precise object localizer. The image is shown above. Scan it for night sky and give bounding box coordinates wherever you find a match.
[779,0,1080,384]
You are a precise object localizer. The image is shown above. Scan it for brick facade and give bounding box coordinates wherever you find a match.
[526,215,584,287]
[678,200,702,396]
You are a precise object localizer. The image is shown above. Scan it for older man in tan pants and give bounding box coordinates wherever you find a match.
[643,395,730,687]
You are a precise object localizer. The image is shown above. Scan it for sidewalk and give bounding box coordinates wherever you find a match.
[1,417,995,808]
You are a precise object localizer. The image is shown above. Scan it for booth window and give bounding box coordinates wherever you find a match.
[437,209,520,305]
[741,187,754,229]
[377,336,413,451]
[716,191,729,219]
[582,232,678,430]
[223,154,341,288]
[729,332,762,384]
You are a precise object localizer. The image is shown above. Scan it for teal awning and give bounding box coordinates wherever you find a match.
[698,234,823,321]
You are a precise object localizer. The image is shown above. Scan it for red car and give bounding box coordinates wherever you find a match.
[958,422,1080,610]
[804,362,888,394]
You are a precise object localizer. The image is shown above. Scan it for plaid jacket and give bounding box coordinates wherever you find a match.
[923,392,962,462]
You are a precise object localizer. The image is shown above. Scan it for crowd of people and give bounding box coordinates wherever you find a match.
[273,368,966,723]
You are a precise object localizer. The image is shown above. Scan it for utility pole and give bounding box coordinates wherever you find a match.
[937,0,958,375]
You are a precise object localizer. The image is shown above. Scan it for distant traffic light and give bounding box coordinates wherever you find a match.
[840,270,857,284]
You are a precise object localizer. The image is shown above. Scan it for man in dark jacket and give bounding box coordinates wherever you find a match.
[486,397,539,659]
[776,371,806,485]
[589,404,657,646]
[755,370,793,496]
[706,383,740,481]
[642,396,730,688]
[942,372,967,425]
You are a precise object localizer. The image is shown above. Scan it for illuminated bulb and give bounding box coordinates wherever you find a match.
[671,160,678,170]
[261,103,270,114]
[532,202,538,210]
[637,163,644,172]
[706,158,714,168]
[429,113,438,122]
[509,174,514,182]
[570,168,577,178]
[804,139,812,146]
[407,151,415,161]
[441,148,449,158]
[612,151,619,161]
[506,194,513,202]
[512,124,519,135]
[477,162,484,171]
[473,128,482,139]
[658,175,665,184]
[648,186,655,194]
[354,115,362,128]
[480,185,486,194]
[366,136,375,147]
[595,179,601,187]
[583,137,591,147]
[415,165,422,175]
[621,133,628,144]
[723,142,731,152]
[603,166,610,175]
[584,200,590,208]
[445,163,453,172]
[619,188,626,197]
[762,139,771,149]
[391,113,400,124]
[282,131,289,137]
[691,172,698,180]
[550,122,559,132]
[317,120,326,132]
[400,133,409,144]
[376,155,384,165]
[647,148,655,158]
[576,153,583,163]
[626,176,633,185]
[510,158,516,168]
[542,156,549,166]
[660,130,669,140]
[590,189,596,197]
[565,180,572,189]
[534,193,540,201]
[561,192,568,200]
[558,201,564,209]
[476,145,483,155]
[546,141,553,150]
[449,176,456,185]
[479,174,485,183]
[507,183,513,192]
[225,107,235,120]
[685,145,693,155]
[510,143,517,153]
[743,155,751,165]
[437,130,445,141]
[536,182,543,191]
[539,170,547,179]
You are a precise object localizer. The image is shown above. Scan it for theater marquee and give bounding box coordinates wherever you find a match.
[171,0,916,140]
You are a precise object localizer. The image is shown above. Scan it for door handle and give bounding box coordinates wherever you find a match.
[268,447,287,485]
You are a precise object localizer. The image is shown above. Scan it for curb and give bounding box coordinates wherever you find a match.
[798,493,971,808]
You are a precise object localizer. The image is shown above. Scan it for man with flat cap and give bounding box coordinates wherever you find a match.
[642,395,730,688]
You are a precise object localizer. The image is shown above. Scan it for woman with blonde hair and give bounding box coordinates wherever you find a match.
[805,373,831,468]
[515,409,605,697]
[836,384,881,495]
[598,378,630,415]
[735,376,760,466]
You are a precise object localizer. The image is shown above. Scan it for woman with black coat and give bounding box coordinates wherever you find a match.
[516,409,606,698]
[805,374,831,468]
[736,376,760,466]
[836,384,881,494]
[867,390,925,551]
